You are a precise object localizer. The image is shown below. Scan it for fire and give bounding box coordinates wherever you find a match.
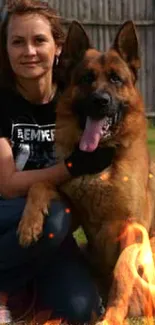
[97,222,155,325]
[43,320,62,325]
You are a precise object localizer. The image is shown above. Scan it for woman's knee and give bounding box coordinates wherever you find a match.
[43,200,71,247]
[40,286,100,324]
[65,288,100,324]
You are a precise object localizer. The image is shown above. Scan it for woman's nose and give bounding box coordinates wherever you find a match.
[24,43,36,55]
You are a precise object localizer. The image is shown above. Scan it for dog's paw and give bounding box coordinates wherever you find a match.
[17,210,45,247]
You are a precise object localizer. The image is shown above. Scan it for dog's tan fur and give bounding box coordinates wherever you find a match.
[17,21,155,323]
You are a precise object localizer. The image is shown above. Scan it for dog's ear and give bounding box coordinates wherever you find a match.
[113,21,141,79]
[56,21,91,89]
[61,20,90,60]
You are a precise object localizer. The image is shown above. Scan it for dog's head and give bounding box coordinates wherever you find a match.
[57,20,142,152]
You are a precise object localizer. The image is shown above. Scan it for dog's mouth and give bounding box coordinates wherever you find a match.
[73,91,125,151]
[79,116,113,152]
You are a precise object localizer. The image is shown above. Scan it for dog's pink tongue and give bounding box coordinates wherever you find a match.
[79,117,103,152]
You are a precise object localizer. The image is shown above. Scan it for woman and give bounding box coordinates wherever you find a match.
[0,0,113,323]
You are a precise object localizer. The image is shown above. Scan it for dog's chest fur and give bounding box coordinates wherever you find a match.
[61,166,148,235]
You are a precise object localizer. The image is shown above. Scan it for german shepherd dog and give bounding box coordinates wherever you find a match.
[18,21,155,323]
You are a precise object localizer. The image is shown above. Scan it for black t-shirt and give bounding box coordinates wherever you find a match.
[0,88,58,170]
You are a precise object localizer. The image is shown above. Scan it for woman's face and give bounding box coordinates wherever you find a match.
[7,13,61,81]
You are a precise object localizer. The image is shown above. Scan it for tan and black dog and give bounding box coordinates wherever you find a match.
[18,21,155,323]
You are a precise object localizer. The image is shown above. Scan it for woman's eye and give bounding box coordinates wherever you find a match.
[12,39,23,45]
[109,72,123,86]
[35,37,47,44]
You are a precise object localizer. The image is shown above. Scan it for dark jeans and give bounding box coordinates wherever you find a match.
[0,197,100,323]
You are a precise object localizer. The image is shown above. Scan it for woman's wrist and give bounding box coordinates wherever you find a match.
[49,161,72,186]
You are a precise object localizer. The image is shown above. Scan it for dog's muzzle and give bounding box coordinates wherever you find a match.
[77,91,123,152]
[89,90,115,119]
[92,90,112,107]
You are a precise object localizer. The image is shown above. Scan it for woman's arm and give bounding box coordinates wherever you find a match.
[0,138,71,199]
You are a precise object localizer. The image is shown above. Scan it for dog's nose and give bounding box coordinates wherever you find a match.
[101,92,111,105]
[93,91,111,106]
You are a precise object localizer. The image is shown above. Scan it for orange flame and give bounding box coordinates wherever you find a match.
[43,320,62,325]
[101,222,155,325]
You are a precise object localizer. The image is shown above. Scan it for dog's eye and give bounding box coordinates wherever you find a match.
[80,70,95,84]
[109,72,123,86]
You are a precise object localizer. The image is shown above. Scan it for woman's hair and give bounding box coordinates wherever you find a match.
[0,0,65,88]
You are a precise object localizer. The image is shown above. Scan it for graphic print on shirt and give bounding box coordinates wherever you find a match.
[11,122,56,170]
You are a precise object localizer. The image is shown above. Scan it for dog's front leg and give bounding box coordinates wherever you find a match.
[17,181,60,247]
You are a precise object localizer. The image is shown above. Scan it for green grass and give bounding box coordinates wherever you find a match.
[127,318,155,324]
[148,126,155,158]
